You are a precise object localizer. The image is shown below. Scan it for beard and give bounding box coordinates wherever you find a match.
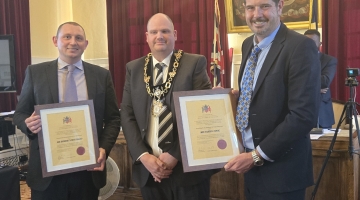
[247,17,279,38]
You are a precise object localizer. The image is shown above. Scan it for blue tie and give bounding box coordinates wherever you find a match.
[236,45,261,133]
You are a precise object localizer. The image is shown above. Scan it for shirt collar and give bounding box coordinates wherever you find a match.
[152,51,173,68]
[57,58,84,71]
[253,24,280,49]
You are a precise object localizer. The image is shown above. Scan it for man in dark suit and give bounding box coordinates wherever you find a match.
[305,29,337,128]
[13,22,120,200]
[121,13,218,200]
[224,0,320,199]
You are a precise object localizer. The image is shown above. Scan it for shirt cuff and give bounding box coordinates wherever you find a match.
[256,146,274,162]
[136,152,149,161]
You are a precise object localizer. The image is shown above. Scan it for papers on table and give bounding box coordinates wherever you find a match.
[0,110,15,117]
[310,128,342,140]
[323,129,341,134]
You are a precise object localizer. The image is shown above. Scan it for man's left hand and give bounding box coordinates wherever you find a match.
[224,152,253,174]
[158,152,178,170]
[89,148,106,171]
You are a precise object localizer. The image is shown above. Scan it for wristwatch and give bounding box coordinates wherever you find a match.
[251,150,264,166]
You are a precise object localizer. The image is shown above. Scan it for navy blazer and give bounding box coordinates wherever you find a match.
[13,60,120,191]
[238,24,321,193]
[318,53,337,128]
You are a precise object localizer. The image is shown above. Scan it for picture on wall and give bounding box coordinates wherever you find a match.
[225,0,322,33]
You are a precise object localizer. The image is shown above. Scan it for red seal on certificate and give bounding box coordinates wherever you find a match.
[217,139,227,150]
[77,147,85,155]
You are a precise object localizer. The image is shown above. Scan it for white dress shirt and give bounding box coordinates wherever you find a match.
[145,52,173,157]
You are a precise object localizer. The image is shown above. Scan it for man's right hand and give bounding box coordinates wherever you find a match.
[25,112,42,134]
[321,88,328,94]
[140,153,172,182]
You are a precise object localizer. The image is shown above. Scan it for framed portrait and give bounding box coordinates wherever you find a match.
[225,0,322,33]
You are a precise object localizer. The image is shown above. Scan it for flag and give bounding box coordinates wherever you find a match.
[211,0,224,87]
[309,0,319,30]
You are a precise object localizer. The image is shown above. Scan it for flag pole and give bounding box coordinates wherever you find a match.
[212,0,218,87]
[308,0,318,30]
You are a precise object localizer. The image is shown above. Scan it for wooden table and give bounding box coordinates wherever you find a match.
[306,130,359,200]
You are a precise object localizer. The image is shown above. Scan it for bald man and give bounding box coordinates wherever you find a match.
[121,13,218,200]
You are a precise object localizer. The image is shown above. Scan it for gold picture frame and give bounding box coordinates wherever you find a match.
[225,0,322,33]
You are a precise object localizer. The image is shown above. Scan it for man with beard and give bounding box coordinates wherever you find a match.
[224,0,320,199]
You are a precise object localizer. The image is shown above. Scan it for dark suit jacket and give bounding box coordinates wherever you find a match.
[239,24,321,193]
[318,53,337,128]
[121,51,218,187]
[13,60,120,191]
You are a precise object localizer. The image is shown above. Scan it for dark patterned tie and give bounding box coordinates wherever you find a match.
[158,106,173,151]
[64,65,78,102]
[154,63,173,151]
[236,45,262,133]
[154,63,164,86]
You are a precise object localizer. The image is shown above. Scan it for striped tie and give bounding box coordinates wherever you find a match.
[158,105,173,151]
[154,63,164,86]
[154,63,173,151]
[236,45,261,133]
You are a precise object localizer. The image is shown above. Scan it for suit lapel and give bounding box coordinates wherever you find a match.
[238,39,254,90]
[46,60,60,103]
[165,50,179,106]
[83,62,96,100]
[146,59,153,124]
[319,53,326,69]
[252,24,286,98]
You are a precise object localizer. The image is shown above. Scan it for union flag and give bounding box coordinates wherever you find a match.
[210,0,225,87]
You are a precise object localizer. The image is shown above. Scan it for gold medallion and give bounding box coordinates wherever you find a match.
[152,100,163,116]
[154,87,163,100]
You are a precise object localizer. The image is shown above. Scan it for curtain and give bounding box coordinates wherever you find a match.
[323,0,360,103]
[219,1,231,88]
[106,0,230,104]
[0,0,31,112]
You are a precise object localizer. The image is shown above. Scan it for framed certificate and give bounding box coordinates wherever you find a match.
[35,100,100,177]
[173,88,243,172]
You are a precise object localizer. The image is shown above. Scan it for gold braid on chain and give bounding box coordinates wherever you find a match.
[144,50,183,99]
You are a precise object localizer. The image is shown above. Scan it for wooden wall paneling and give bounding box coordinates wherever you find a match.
[305,133,359,200]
